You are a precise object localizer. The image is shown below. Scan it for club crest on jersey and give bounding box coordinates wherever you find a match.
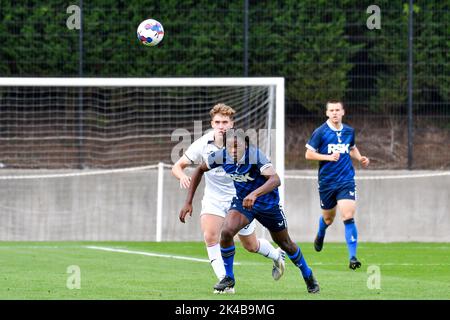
[227,172,255,182]
[328,143,350,154]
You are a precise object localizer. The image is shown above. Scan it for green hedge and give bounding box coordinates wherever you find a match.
[0,0,447,114]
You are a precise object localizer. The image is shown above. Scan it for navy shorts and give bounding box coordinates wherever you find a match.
[319,182,356,210]
[229,197,287,232]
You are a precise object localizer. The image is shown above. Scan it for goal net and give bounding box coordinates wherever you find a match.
[0,77,285,241]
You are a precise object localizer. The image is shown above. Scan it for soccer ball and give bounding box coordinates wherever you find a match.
[137,19,164,46]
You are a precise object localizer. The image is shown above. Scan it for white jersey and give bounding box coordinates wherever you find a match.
[184,131,235,202]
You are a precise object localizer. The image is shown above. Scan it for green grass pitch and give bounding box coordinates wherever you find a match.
[0,242,448,300]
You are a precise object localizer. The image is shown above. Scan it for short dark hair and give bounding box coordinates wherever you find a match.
[326,100,344,109]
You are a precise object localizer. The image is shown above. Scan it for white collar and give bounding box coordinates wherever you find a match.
[326,120,343,131]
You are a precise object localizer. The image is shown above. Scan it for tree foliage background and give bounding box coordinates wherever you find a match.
[0,0,448,168]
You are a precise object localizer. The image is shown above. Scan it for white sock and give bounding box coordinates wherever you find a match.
[206,243,226,280]
[256,238,280,261]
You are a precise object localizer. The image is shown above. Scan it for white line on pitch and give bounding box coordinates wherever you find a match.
[85,245,242,265]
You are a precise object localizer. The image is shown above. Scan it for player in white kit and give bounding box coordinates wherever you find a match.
[172,104,285,292]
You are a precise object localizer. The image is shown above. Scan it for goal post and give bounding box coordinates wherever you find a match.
[0,77,285,241]
[0,77,285,201]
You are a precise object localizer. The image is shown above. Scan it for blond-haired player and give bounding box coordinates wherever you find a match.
[172,104,285,292]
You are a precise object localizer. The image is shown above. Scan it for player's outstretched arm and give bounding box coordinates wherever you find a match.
[179,162,210,223]
[350,146,370,168]
[172,155,192,188]
[243,166,281,210]
[305,149,340,162]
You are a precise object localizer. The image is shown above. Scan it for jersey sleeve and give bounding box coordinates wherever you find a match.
[184,137,204,164]
[252,148,273,173]
[350,128,356,149]
[306,128,322,152]
[206,149,225,169]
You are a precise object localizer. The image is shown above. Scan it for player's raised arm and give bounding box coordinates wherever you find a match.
[179,162,210,223]
[172,155,193,188]
[305,148,340,162]
[259,166,281,194]
[179,147,224,223]
[349,146,370,168]
[243,165,281,210]
[172,135,206,189]
[305,127,340,162]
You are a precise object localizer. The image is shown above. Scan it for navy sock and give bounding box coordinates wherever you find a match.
[220,245,236,279]
[317,216,330,238]
[344,218,358,259]
[287,246,312,279]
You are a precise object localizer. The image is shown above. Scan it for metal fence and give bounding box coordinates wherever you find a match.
[0,0,448,169]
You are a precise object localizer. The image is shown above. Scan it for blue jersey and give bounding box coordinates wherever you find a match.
[306,120,356,190]
[206,146,280,212]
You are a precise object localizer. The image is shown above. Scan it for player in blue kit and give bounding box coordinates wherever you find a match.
[305,100,370,270]
[180,129,320,294]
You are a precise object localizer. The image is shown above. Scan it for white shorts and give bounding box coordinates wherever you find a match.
[200,198,256,236]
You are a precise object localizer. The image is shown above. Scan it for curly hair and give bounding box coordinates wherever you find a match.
[209,103,236,120]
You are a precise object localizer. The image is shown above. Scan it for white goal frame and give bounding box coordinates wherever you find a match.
[0,77,285,241]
